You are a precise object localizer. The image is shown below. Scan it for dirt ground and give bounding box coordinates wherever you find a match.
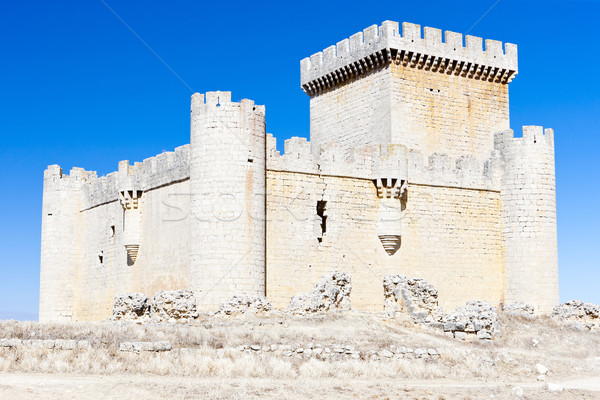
[0,373,599,399]
[1,312,600,399]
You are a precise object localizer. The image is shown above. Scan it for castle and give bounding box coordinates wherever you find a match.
[39,20,558,322]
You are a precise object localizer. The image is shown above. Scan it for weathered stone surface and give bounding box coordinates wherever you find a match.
[54,339,78,350]
[502,302,535,317]
[150,290,198,322]
[287,271,351,314]
[442,301,501,339]
[383,274,442,322]
[119,341,172,352]
[0,338,21,348]
[552,300,600,331]
[111,293,150,321]
[217,295,272,316]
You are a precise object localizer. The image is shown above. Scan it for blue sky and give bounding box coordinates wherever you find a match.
[0,1,598,320]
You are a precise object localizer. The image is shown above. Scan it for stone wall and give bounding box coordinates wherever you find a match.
[265,169,505,312]
[303,20,515,159]
[41,145,193,322]
[74,180,191,321]
[496,126,558,313]
[189,92,267,310]
[390,62,509,160]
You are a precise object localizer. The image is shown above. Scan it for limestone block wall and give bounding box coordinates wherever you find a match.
[265,171,505,312]
[41,144,193,322]
[390,62,509,160]
[303,20,516,158]
[266,135,505,312]
[39,166,90,322]
[74,180,191,321]
[190,92,267,310]
[309,68,392,154]
[495,126,558,313]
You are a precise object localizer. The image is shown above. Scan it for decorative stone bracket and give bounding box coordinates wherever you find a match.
[373,178,407,255]
[120,189,142,264]
[119,190,142,210]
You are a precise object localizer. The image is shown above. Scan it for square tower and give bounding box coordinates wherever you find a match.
[301,21,518,160]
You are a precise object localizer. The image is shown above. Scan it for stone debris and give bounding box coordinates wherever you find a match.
[536,363,549,375]
[287,271,351,314]
[546,383,563,392]
[119,341,172,352]
[0,339,89,350]
[149,290,199,322]
[383,274,443,322]
[442,301,501,340]
[54,339,78,350]
[0,338,21,348]
[551,300,600,331]
[512,387,524,397]
[236,343,441,361]
[217,295,272,316]
[111,293,150,321]
[501,302,535,318]
[383,275,501,341]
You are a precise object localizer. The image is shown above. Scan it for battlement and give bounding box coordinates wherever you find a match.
[75,145,191,210]
[43,165,97,193]
[191,91,266,115]
[301,20,518,95]
[267,136,498,190]
[494,126,555,151]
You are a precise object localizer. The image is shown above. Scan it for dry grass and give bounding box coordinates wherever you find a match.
[1,310,599,383]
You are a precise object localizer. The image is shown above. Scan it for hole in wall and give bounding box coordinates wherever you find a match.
[248,158,254,163]
[98,252,104,265]
[317,200,327,243]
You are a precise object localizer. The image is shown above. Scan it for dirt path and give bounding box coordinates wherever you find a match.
[0,373,599,399]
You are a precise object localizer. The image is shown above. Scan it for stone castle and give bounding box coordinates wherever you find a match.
[39,20,558,322]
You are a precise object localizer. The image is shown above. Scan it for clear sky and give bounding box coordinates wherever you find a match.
[0,0,598,320]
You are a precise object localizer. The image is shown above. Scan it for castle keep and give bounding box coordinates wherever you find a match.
[40,21,558,322]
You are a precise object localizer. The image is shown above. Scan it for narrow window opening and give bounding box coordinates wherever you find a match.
[317,201,327,243]
[47,213,52,216]
[110,225,115,238]
[98,251,104,265]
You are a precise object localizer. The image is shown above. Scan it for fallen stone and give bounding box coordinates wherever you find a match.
[442,301,501,340]
[112,293,150,321]
[217,295,272,316]
[0,338,21,348]
[546,382,563,392]
[150,290,198,322]
[536,363,549,375]
[552,300,600,331]
[383,274,442,322]
[502,302,535,317]
[287,271,351,314]
[54,339,78,350]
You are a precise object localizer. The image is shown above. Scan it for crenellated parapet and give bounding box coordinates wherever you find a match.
[267,136,499,191]
[78,145,191,211]
[494,125,554,152]
[43,165,97,191]
[301,20,518,95]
